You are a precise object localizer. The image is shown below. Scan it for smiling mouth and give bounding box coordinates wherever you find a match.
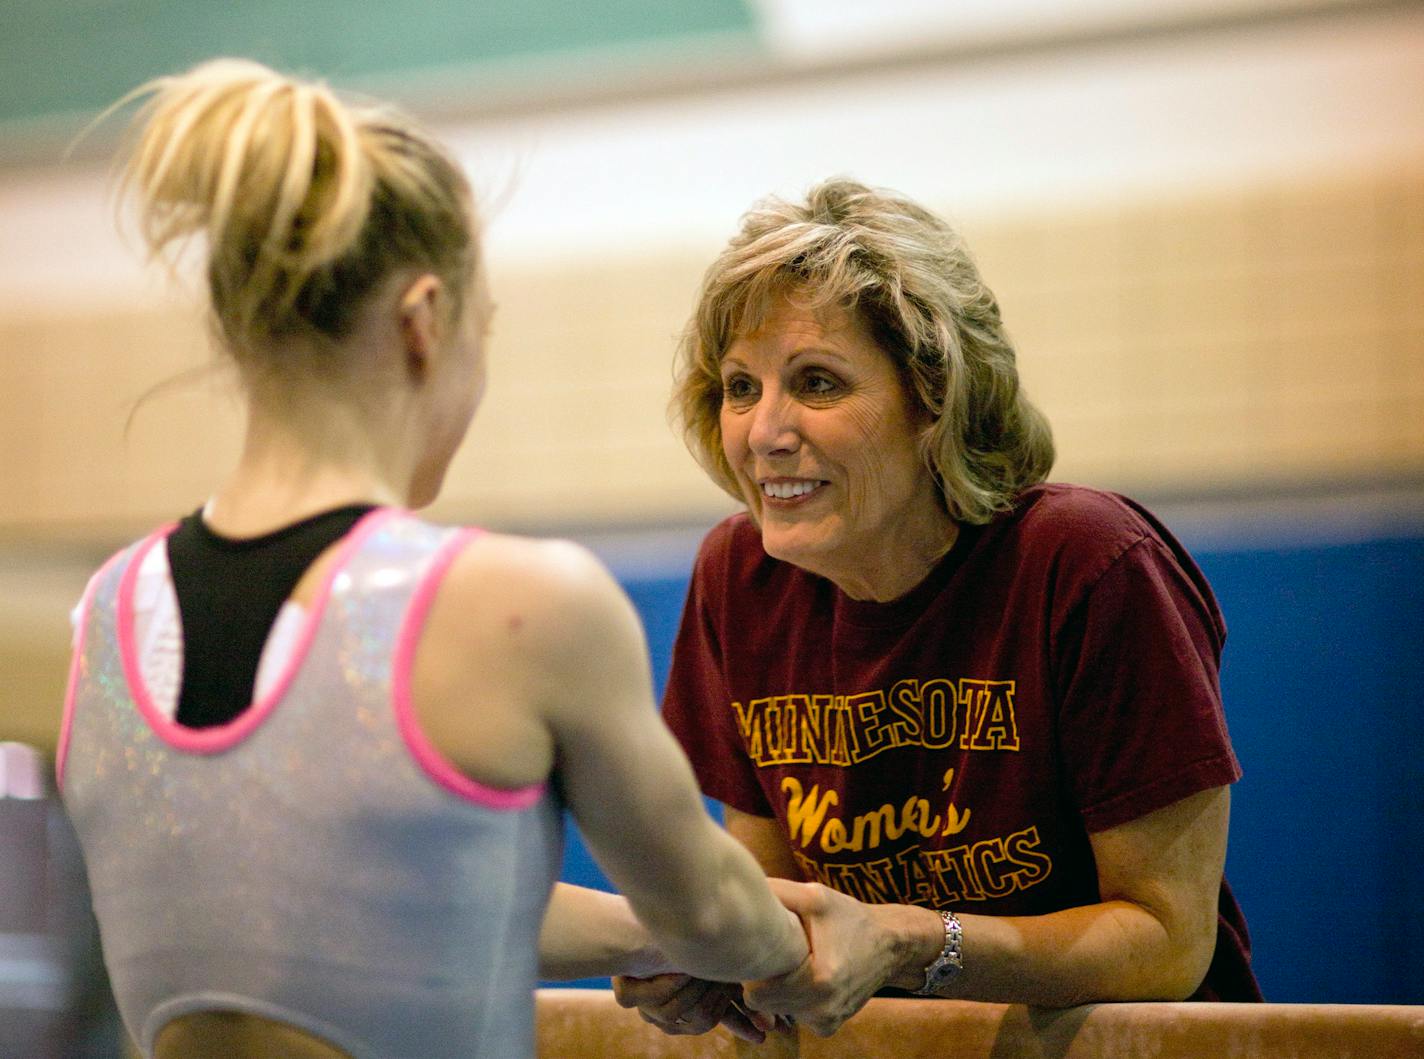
[760,479,826,500]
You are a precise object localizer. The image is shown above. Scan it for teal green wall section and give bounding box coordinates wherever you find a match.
[0,0,758,125]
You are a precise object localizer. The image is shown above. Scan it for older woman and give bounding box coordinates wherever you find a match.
[617,179,1260,1037]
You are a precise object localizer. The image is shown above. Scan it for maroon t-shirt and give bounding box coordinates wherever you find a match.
[662,483,1260,1001]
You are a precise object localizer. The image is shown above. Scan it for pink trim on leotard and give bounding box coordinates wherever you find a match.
[56,545,133,791]
[117,507,399,755]
[392,527,548,810]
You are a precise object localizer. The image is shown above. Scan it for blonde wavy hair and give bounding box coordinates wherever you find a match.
[673,179,1054,525]
[114,58,476,366]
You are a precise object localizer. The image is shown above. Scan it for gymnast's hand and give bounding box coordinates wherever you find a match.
[611,973,783,1043]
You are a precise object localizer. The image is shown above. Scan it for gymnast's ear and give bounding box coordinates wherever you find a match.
[397,273,445,377]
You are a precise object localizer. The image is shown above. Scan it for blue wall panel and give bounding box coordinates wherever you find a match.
[551,530,1424,1004]
[1199,537,1424,1004]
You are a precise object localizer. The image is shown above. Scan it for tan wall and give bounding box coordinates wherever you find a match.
[3,162,1422,750]
[972,164,1424,489]
[2,163,1420,540]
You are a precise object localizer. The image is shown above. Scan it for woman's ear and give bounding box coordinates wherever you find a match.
[398,274,444,379]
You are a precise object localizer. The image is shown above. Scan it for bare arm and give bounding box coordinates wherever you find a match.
[741,786,1230,1033]
[498,540,808,983]
[610,804,808,1040]
[934,785,1228,1005]
[537,883,674,981]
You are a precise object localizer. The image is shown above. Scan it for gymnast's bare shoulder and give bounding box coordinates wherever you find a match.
[406,530,653,794]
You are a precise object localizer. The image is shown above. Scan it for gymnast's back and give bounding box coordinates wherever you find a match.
[60,511,560,1059]
[48,55,541,1057]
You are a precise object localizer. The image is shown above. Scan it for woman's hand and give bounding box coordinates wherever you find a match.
[742,878,944,1037]
[611,974,779,1044]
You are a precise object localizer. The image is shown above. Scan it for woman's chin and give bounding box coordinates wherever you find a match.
[759,524,831,570]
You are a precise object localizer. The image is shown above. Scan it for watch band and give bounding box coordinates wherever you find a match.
[914,910,963,995]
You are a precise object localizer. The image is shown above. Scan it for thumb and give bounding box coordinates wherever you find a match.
[766,876,821,914]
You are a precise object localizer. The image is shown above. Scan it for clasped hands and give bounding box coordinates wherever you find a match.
[614,877,910,1042]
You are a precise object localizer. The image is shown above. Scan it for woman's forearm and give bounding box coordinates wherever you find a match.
[882,899,1210,1005]
[537,883,675,981]
[907,790,1227,1005]
[742,790,1226,1010]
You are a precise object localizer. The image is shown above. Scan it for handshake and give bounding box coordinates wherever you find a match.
[615,876,937,1043]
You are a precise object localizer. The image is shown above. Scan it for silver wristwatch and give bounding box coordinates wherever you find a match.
[914,910,963,995]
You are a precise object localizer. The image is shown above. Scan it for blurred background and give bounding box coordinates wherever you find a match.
[1,0,1421,1048]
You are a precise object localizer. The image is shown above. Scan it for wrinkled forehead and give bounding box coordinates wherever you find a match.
[716,276,865,356]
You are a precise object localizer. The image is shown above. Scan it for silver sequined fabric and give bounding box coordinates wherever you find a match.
[61,512,564,1059]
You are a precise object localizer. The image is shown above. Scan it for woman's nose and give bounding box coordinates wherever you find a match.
[747,388,800,456]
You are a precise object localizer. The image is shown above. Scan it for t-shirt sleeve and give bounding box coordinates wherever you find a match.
[1054,535,1241,833]
[660,535,774,818]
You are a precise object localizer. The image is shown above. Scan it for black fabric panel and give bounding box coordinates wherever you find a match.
[166,504,378,728]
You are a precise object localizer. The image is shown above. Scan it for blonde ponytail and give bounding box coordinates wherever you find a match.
[116,58,474,360]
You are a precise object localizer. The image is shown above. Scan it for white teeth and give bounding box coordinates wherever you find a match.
[762,480,821,499]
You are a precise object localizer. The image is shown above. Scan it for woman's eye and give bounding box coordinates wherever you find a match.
[722,376,755,401]
[801,372,840,396]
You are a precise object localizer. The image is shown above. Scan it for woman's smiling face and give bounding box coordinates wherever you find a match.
[718,292,954,601]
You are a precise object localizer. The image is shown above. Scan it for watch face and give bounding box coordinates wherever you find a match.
[927,960,960,989]
[918,955,959,994]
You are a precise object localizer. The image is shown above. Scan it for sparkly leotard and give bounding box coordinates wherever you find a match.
[58,509,563,1059]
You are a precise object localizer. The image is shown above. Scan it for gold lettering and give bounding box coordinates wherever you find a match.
[831,700,854,762]
[925,844,985,903]
[731,698,766,764]
[768,695,814,764]
[855,858,901,904]
[887,680,923,745]
[788,831,1054,908]
[792,850,835,888]
[895,846,941,905]
[971,838,1017,898]
[1005,825,1053,886]
[781,777,838,849]
[822,863,871,902]
[906,796,941,839]
[942,804,972,836]
[848,690,893,758]
[849,803,898,852]
[779,777,976,856]
[940,767,971,835]
[963,680,1020,751]
[920,678,959,748]
[829,697,856,765]
[733,675,1017,768]
[800,695,834,763]
[762,698,787,763]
